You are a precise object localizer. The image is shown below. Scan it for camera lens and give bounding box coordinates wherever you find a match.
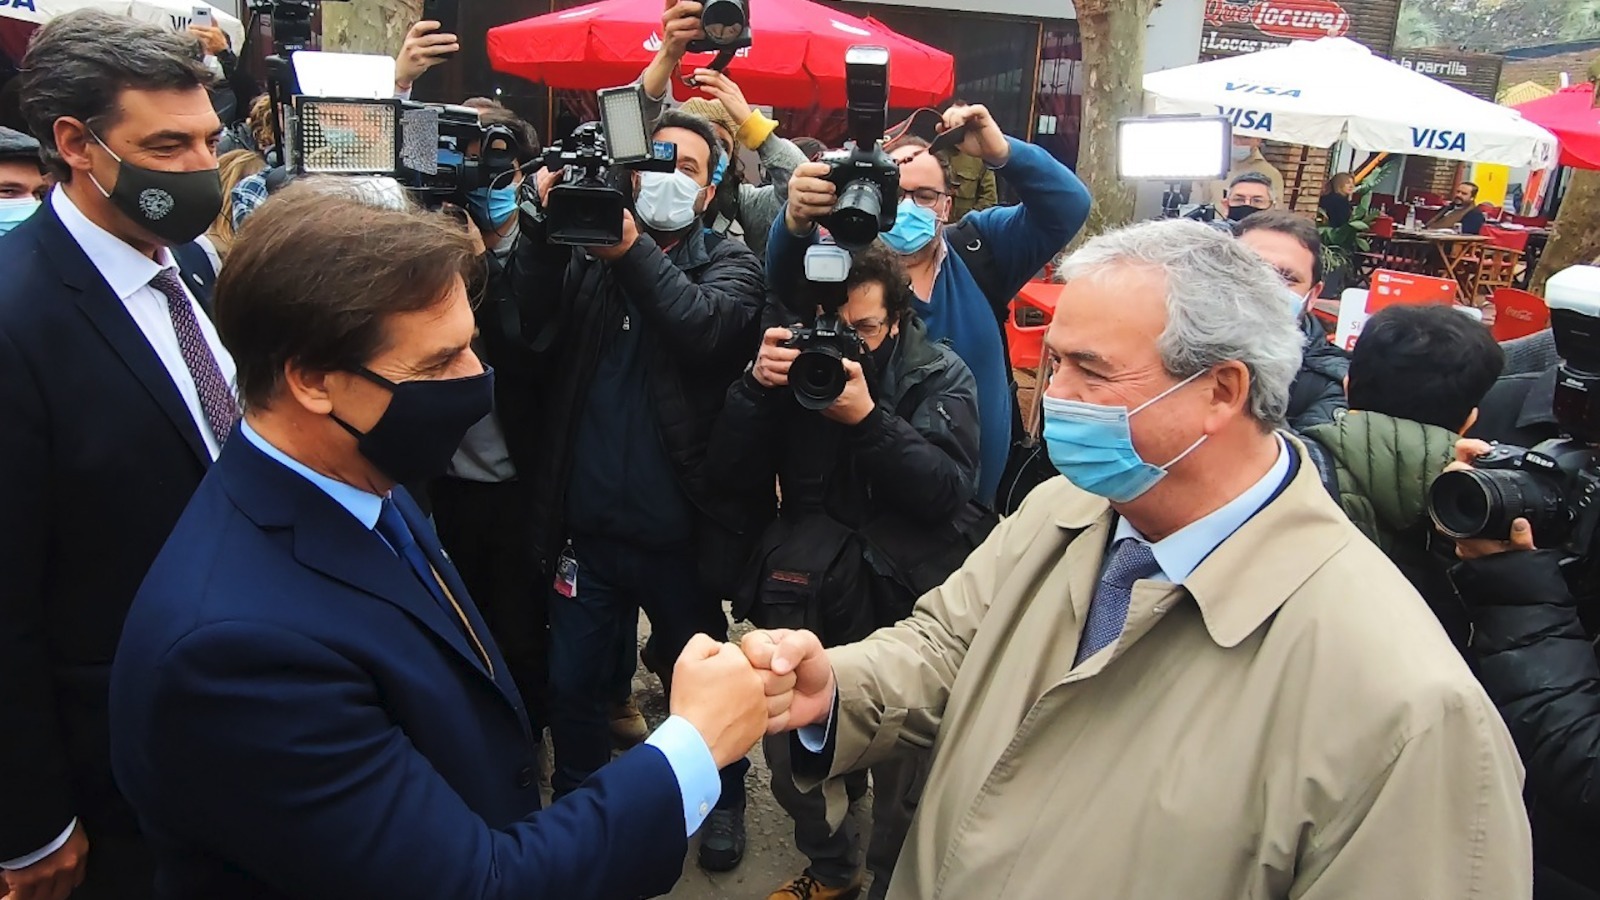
[790,345,847,411]
[830,179,883,251]
[1428,467,1563,540]
[700,0,748,45]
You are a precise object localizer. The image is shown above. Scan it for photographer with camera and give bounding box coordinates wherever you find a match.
[1431,286,1600,898]
[509,108,765,872]
[705,241,982,900]
[771,101,1089,506]
[635,1,808,257]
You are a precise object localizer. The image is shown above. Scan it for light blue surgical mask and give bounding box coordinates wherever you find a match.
[881,199,938,255]
[466,184,518,226]
[1041,369,1209,503]
[0,196,40,236]
[712,153,728,187]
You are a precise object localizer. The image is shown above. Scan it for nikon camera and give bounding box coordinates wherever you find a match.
[1429,266,1600,558]
[785,244,864,410]
[816,45,899,251]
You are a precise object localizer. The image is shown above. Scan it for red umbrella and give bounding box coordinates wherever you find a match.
[1515,84,1600,171]
[486,0,954,109]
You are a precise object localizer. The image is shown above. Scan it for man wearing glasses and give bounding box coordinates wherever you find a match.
[705,242,983,900]
[1222,171,1278,225]
[771,104,1090,507]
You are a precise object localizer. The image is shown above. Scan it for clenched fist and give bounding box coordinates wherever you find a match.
[670,634,784,767]
[739,629,834,733]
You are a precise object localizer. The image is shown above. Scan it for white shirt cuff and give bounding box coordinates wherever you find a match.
[795,688,838,753]
[1,819,76,870]
[644,715,722,836]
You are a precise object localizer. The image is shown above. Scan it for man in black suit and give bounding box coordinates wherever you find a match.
[0,11,230,900]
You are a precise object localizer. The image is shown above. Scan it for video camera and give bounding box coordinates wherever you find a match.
[816,45,899,252]
[785,244,864,410]
[1429,266,1600,559]
[535,85,678,246]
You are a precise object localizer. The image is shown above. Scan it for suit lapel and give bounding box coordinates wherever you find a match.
[38,203,211,467]
[218,437,513,700]
[392,490,528,716]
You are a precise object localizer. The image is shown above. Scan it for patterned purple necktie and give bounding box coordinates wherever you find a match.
[1075,537,1162,665]
[149,268,239,447]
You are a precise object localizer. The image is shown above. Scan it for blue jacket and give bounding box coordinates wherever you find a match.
[768,137,1090,502]
[110,431,686,899]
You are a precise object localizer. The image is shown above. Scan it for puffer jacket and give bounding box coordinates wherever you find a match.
[507,219,765,579]
[1454,549,1600,899]
[705,313,987,638]
[1303,410,1470,653]
[1288,313,1350,431]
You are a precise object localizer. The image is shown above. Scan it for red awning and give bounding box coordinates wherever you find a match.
[1515,83,1600,171]
[487,0,954,109]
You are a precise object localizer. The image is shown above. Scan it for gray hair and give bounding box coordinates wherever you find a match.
[18,9,213,182]
[1055,219,1304,429]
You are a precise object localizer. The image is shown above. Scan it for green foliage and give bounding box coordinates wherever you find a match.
[1396,0,1598,52]
[1319,191,1378,276]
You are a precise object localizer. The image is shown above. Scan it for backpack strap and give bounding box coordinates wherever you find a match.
[947,217,1010,328]
[1297,434,1343,502]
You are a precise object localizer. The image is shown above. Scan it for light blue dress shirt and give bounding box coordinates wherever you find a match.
[799,436,1294,753]
[238,423,722,835]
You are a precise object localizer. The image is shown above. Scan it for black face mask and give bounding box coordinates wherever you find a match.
[331,366,495,484]
[867,331,899,377]
[88,130,223,245]
[1226,204,1259,223]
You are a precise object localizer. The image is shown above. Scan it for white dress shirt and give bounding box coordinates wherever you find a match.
[3,193,240,871]
[51,188,236,460]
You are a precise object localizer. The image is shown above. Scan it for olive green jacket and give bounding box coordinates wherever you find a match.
[1302,411,1459,551]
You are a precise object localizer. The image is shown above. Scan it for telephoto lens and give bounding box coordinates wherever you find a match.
[1428,466,1565,541]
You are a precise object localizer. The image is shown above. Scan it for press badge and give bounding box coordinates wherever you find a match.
[554,548,578,599]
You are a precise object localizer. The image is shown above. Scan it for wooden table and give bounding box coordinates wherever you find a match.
[1393,228,1491,301]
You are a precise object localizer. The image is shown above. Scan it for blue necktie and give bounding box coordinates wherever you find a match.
[376,499,493,674]
[1076,537,1162,665]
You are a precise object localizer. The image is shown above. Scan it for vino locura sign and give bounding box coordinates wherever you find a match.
[1201,0,1399,60]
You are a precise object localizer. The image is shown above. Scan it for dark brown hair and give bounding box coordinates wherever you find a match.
[215,182,477,410]
[18,9,214,181]
[851,241,915,324]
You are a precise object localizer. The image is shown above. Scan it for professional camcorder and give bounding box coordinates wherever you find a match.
[536,86,678,246]
[1429,266,1600,558]
[785,244,865,410]
[816,45,898,252]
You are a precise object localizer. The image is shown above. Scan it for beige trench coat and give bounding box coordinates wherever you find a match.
[807,448,1532,899]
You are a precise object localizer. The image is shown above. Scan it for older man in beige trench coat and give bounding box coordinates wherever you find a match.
[741,218,1533,900]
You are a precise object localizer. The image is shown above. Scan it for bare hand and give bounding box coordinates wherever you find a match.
[671,634,773,766]
[395,21,459,89]
[942,103,1009,166]
[2,822,87,900]
[752,327,798,388]
[785,161,836,234]
[691,68,753,128]
[187,24,228,55]
[739,629,834,733]
[586,210,639,261]
[660,1,705,60]
[530,166,562,208]
[821,359,874,425]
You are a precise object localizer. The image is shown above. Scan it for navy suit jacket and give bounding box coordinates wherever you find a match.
[110,430,687,899]
[0,198,218,858]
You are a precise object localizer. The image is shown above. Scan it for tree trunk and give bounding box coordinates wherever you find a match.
[1531,60,1600,295]
[321,0,423,56]
[1070,0,1157,250]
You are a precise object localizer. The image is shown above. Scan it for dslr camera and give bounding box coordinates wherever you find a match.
[816,45,899,251]
[785,244,865,410]
[687,0,751,54]
[1429,266,1600,559]
[536,86,678,246]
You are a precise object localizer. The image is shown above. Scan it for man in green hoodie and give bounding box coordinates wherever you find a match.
[1301,304,1503,652]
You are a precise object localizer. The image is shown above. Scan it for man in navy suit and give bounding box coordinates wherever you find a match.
[110,182,780,899]
[0,12,230,899]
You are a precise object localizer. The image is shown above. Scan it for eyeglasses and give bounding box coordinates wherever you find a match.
[847,317,890,340]
[1228,195,1273,210]
[898,186,946,208]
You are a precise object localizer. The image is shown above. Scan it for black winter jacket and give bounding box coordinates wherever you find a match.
[1287,312,1349,431]
[705,314,986,640]
[1454,549,1600,898]
[507,221,765,578]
